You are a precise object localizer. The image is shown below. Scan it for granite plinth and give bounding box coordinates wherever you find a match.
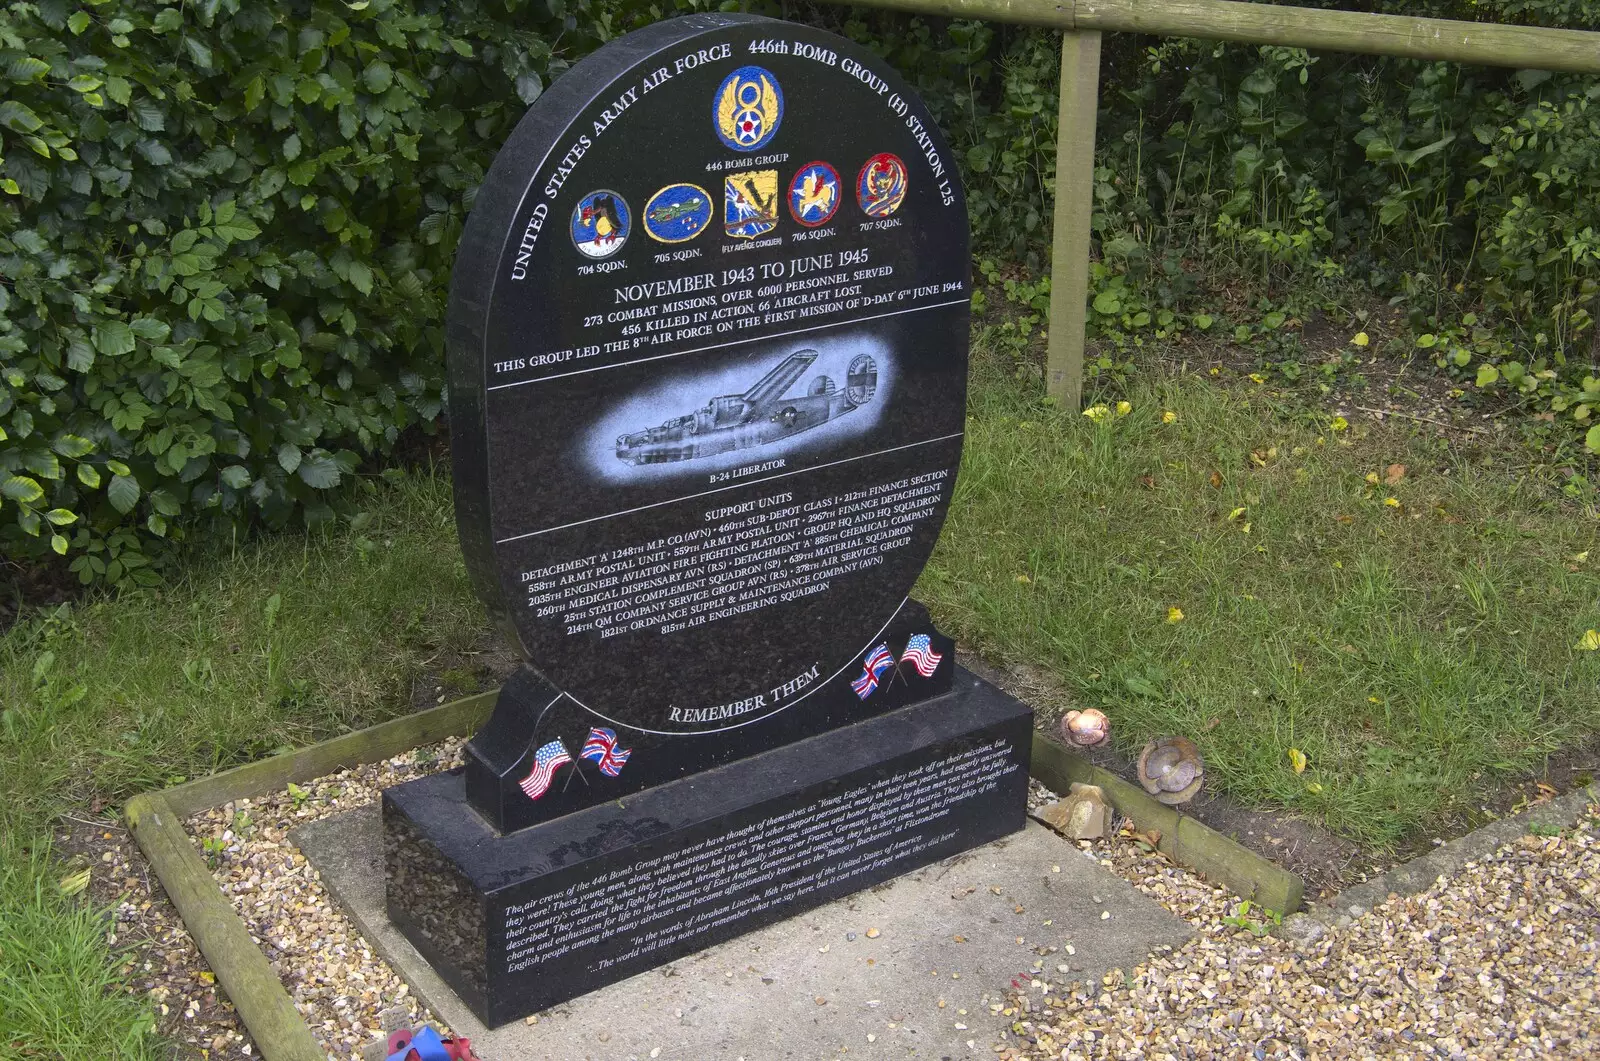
[463,604,955,833]
[383,666,1031,1027]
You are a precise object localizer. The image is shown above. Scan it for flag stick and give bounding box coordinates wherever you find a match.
[561,760,592,794]
[886,657,908,689]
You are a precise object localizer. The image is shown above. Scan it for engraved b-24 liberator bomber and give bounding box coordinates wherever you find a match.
[616,350,877,465]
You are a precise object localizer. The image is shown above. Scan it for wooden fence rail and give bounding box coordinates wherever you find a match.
[818,0,1600,406]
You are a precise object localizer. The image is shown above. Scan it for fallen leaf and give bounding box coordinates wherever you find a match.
[1202,716,1221,732]
[1015,574,1031,584]
[1137,475,1155,489]
[1287,748,1307,774]
[1364,472,1381,485]
[1115,400,1132,416]
[1166,607,1184,624]
[1575,629,1600,652]
[1384,497,1401,508]
[1352,332,1370,347]
[1384,463,1407,484]
[1227,507,1247,521]
[1334,514,1355,523]
[1209,470,1223,489]
[1083,404,1110,423]
[1162,410,1178,424]
[1306,782,1324,794]
[1331,415,1349,432]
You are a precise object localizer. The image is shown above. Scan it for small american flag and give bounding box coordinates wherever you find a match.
[851,643,895,699]
[901,633,943,678]
[519,739,572,800]
[580,727,632,778]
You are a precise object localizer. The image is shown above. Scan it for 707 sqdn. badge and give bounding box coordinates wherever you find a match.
[714,65,783,152]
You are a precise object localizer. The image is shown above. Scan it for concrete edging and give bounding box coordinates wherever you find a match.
[128,689,1308,1058]
[125,691,497,1061]
[1284,781,1600,942]
[1030,733,1305,914]
[125,791,327,1061]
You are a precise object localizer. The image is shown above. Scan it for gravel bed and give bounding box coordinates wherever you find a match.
[145,763,1595,1060]
[186,739,470,1059]
[994,798,1600,1060]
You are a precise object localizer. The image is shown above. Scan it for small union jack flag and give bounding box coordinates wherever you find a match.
[580,727,632,778]
[519,739,572,800]
[901,633,943,678]
[851,643,895,699]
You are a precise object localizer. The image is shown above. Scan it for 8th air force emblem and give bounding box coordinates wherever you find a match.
[714,65,784,152]
[724,170,779,239]
[857,153,908,218]
[644,183,713,243]
[788,162,841,227]
[571,190,630,258]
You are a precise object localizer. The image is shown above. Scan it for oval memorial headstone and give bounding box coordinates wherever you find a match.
[449,13,969,740]
[382,17,1032,1026]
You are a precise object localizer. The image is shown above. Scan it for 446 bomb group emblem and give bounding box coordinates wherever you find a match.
[714,65,784,152]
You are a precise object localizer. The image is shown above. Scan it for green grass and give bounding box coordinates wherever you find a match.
[0,846,160,1061]
[1,359,1597,1055]
[920,361,1600,848]
[0,468,484,837]
[1,468,484,1059]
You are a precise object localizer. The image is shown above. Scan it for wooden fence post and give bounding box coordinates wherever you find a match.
[1045,30,1101,410]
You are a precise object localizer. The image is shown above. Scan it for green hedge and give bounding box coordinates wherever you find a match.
[7,0,1600,587]
[0,0,660,584]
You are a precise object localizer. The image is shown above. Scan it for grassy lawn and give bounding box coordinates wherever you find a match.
[922,358,1600,848]
[0,469,487,1059]
[1,354,1597,1056]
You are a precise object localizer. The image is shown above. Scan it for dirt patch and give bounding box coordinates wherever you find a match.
[406,629,521,712]
[48,816,252,1060]
[1145,300,1548,459]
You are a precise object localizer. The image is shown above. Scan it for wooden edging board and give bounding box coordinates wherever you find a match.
[125,690,498,1061]
[1030,733,1305,915]
[126,689,1303,1058]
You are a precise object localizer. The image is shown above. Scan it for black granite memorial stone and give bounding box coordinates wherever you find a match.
[444,12,974,826]
[382,13,1034,1025]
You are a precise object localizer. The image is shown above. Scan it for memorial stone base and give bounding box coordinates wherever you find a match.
[382,666,1032,1027]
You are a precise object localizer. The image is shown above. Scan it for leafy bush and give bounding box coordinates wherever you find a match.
[0,0,652,584]
[7,0,1600,588]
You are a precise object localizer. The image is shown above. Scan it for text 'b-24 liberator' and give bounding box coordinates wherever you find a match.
[615,351,877,465]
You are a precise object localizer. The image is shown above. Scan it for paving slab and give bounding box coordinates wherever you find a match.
[294,807,1190,1061]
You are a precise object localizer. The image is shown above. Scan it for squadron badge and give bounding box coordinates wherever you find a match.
[714,65,784,152]
[856,153,908,218]
[724,169,779,239]
[787,162,841,227]
[643,183,713,243]
[570,190,630,258]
